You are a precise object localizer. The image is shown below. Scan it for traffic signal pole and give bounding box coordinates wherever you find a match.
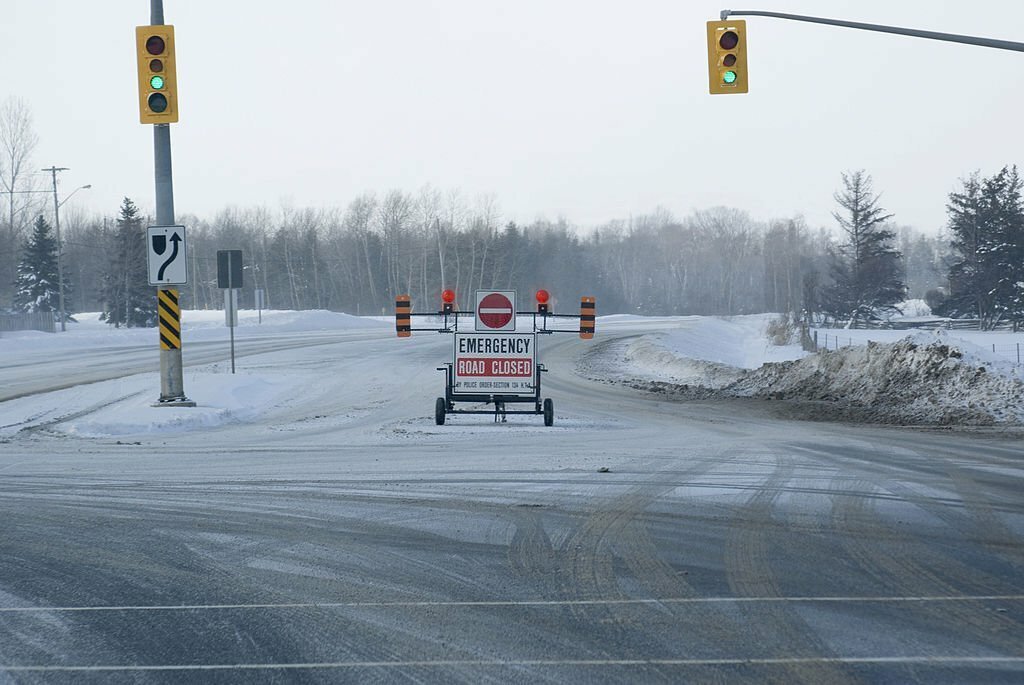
[719,10,1024,52]
[151,0,193,406]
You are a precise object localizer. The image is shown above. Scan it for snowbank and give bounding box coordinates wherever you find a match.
[579,314,807,389]
[731,332,1024,425]
[580,320,1024,427]
[59,373,311,438]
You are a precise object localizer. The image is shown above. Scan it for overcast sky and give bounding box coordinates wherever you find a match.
[3,1,1022,234]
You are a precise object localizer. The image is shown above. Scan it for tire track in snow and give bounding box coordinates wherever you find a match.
[830,476,1024,657]
[725,451,858,685]
[550,450,756,683]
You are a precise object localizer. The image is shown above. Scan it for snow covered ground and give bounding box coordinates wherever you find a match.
[3,309,1024,436]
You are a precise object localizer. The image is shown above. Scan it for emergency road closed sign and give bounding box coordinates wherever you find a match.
[453,332,536,396]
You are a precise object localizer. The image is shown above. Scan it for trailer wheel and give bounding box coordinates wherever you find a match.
[543,398,554,426]
[435,398,446,425]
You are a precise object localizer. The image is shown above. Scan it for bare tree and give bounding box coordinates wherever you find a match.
[472,194,501,291]
[377,189,414,299]
[415,185,442,304]
[444,189,468,299]
[343,193,380,310]
[0,97,40,306]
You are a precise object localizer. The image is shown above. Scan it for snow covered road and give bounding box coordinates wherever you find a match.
[1,313,1022,683]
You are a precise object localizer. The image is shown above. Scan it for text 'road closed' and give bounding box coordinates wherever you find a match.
[456,358,533,377]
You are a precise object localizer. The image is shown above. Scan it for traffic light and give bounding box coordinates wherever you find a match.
[136,25,179,123]
[707,20,748,94]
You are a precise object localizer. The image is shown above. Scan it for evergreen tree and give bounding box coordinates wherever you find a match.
[822,171,905,326]
[13,214,72,318]
[941,166,1024,328]
[942,172,990,321]
[986,166,1024,326]
[100,198,155,327]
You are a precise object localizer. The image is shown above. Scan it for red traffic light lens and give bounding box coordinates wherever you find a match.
[719,31,739,50]
[146,35,166,55]
[441,289,456,304]
[535,289,550,304]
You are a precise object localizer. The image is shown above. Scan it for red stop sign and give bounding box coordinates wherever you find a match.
[478,292,514,329]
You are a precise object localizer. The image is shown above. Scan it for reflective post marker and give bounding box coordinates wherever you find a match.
[579,297,596,339]
[158,288,181,350]
[396,295,412,337]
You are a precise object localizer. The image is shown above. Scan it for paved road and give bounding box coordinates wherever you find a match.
[1,323,1022,683]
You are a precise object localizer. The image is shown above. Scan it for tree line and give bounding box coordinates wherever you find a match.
[7,183,943,324]
[5,101,1023,329]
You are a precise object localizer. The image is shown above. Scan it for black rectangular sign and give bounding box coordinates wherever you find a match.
[217,250,243,289]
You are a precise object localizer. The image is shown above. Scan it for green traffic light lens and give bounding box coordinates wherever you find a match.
[149,75,165,90]
[723,71,737,84]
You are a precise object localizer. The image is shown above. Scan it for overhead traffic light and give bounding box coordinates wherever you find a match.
[136,25,179,123]
[707,20,748,94]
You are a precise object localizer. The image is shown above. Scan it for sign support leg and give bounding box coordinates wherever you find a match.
[229,288,236,374]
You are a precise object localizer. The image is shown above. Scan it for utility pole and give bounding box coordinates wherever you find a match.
[42,166,69,332]
[148,0,193,406]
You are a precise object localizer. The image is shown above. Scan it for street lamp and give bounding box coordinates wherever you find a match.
[42,166,91,332]
[53,183,92,332]
[59,185,92,209]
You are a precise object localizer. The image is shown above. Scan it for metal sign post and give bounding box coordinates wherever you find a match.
[224,288,238,374]
[146,0,193,407]
[217,250,243,374]
[255,288,265,324]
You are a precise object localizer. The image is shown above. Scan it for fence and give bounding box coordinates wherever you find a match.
[816,317,1017,331]
[812,330,1024,365]
[987,343,1023,364]
[0,311,57,334]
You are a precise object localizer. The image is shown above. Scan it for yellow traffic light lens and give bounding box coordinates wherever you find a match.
[149,58,164,72]
[722,71,737,84]
[723,54,737,67]
[149,75,165,89]
[148,92,168,113]
[146,35,166,55]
